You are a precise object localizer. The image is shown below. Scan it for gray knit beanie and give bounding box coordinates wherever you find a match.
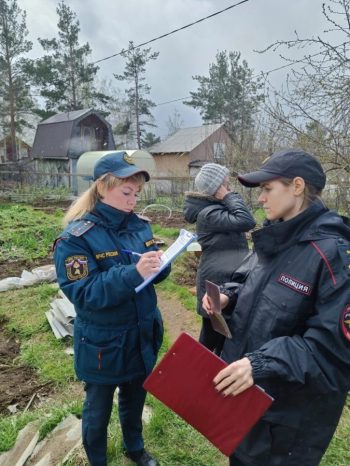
[195,163,230,195]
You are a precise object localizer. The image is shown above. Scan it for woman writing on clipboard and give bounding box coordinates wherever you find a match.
[54,152,170,466]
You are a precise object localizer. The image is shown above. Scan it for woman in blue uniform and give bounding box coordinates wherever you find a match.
[203,149,350,466]
[54,151,170,466]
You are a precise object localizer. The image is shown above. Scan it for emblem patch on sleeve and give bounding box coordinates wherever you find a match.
[341,304,350,342]
[65,255,88,281]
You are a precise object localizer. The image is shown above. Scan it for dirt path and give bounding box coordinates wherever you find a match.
[157,289,200,343]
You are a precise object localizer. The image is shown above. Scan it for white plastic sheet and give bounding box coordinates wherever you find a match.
[0,265,57,292]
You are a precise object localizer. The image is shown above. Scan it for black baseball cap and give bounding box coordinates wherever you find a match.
[93,151,150,181]
[238,149,326,189]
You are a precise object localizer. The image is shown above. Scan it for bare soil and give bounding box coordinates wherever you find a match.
[158,290,200,343]
[0,317,54,415]
[145,211,189,229]
[0,257,54,280]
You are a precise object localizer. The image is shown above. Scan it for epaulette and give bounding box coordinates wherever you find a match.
[67,220,95,237]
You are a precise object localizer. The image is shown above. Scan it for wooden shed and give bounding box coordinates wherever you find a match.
[31,108,116,192]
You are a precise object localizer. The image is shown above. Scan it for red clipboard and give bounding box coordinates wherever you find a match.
[143,332,273,456]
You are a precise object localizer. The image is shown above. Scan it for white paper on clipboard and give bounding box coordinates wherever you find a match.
[205,280,232,339]
[135,229,197,293]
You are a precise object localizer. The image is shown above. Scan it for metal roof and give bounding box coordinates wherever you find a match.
[149,123,225,154]
[39,108,94,125]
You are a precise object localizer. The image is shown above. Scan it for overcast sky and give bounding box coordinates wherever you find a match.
[18,0,331,138]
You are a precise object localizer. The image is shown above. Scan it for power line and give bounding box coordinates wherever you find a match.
[154,42,349,107]
[93,0,249,65]
[156,96,191,106]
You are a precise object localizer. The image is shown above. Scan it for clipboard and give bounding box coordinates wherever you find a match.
[143,333,273,456]
[205,280,232,338]
[135,229,197,293]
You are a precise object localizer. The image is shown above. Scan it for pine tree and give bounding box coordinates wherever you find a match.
[114,41,159,149]
[0,0,33,161]
[185,51,264,148]
[142,131,160,148]
[27,1,108,116]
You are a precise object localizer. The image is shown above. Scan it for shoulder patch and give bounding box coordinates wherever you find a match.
[67,220,95,237]
[341,304,350,342]
[65,255,88,281]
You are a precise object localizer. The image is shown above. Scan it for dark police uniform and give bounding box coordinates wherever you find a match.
[54,201,171,466]
[220,201,350,466]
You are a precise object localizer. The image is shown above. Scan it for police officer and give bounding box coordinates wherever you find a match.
[54,152,170,466]
[203,149,350,466]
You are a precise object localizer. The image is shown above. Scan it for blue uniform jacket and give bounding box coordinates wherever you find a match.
[54,201,171,385]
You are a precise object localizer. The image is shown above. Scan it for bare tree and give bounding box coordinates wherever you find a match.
[166,108,184,137]
[259,0,350,182]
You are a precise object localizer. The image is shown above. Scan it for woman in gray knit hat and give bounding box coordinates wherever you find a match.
[183,162,256,354]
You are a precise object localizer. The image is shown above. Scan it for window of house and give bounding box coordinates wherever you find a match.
[213,143,225,161]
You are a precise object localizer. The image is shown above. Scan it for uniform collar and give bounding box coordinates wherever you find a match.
[86,201,134,229]
[252,200,327,257]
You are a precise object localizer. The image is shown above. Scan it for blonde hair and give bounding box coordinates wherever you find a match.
[63,173,146,226]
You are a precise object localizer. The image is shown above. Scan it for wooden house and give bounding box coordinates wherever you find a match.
[149,123,232,177]
[149,123,232,193]
[0,135,31,163]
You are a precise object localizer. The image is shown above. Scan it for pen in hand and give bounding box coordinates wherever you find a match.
[121,249,142,257]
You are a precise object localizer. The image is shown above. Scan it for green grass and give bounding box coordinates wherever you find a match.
[320,401,350,466]
[253,207,266,226]
[0,203,63,261]
[0,283,75,384]
[0,412,37,451]
[152,223,180,239]
[157,279,197,311]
